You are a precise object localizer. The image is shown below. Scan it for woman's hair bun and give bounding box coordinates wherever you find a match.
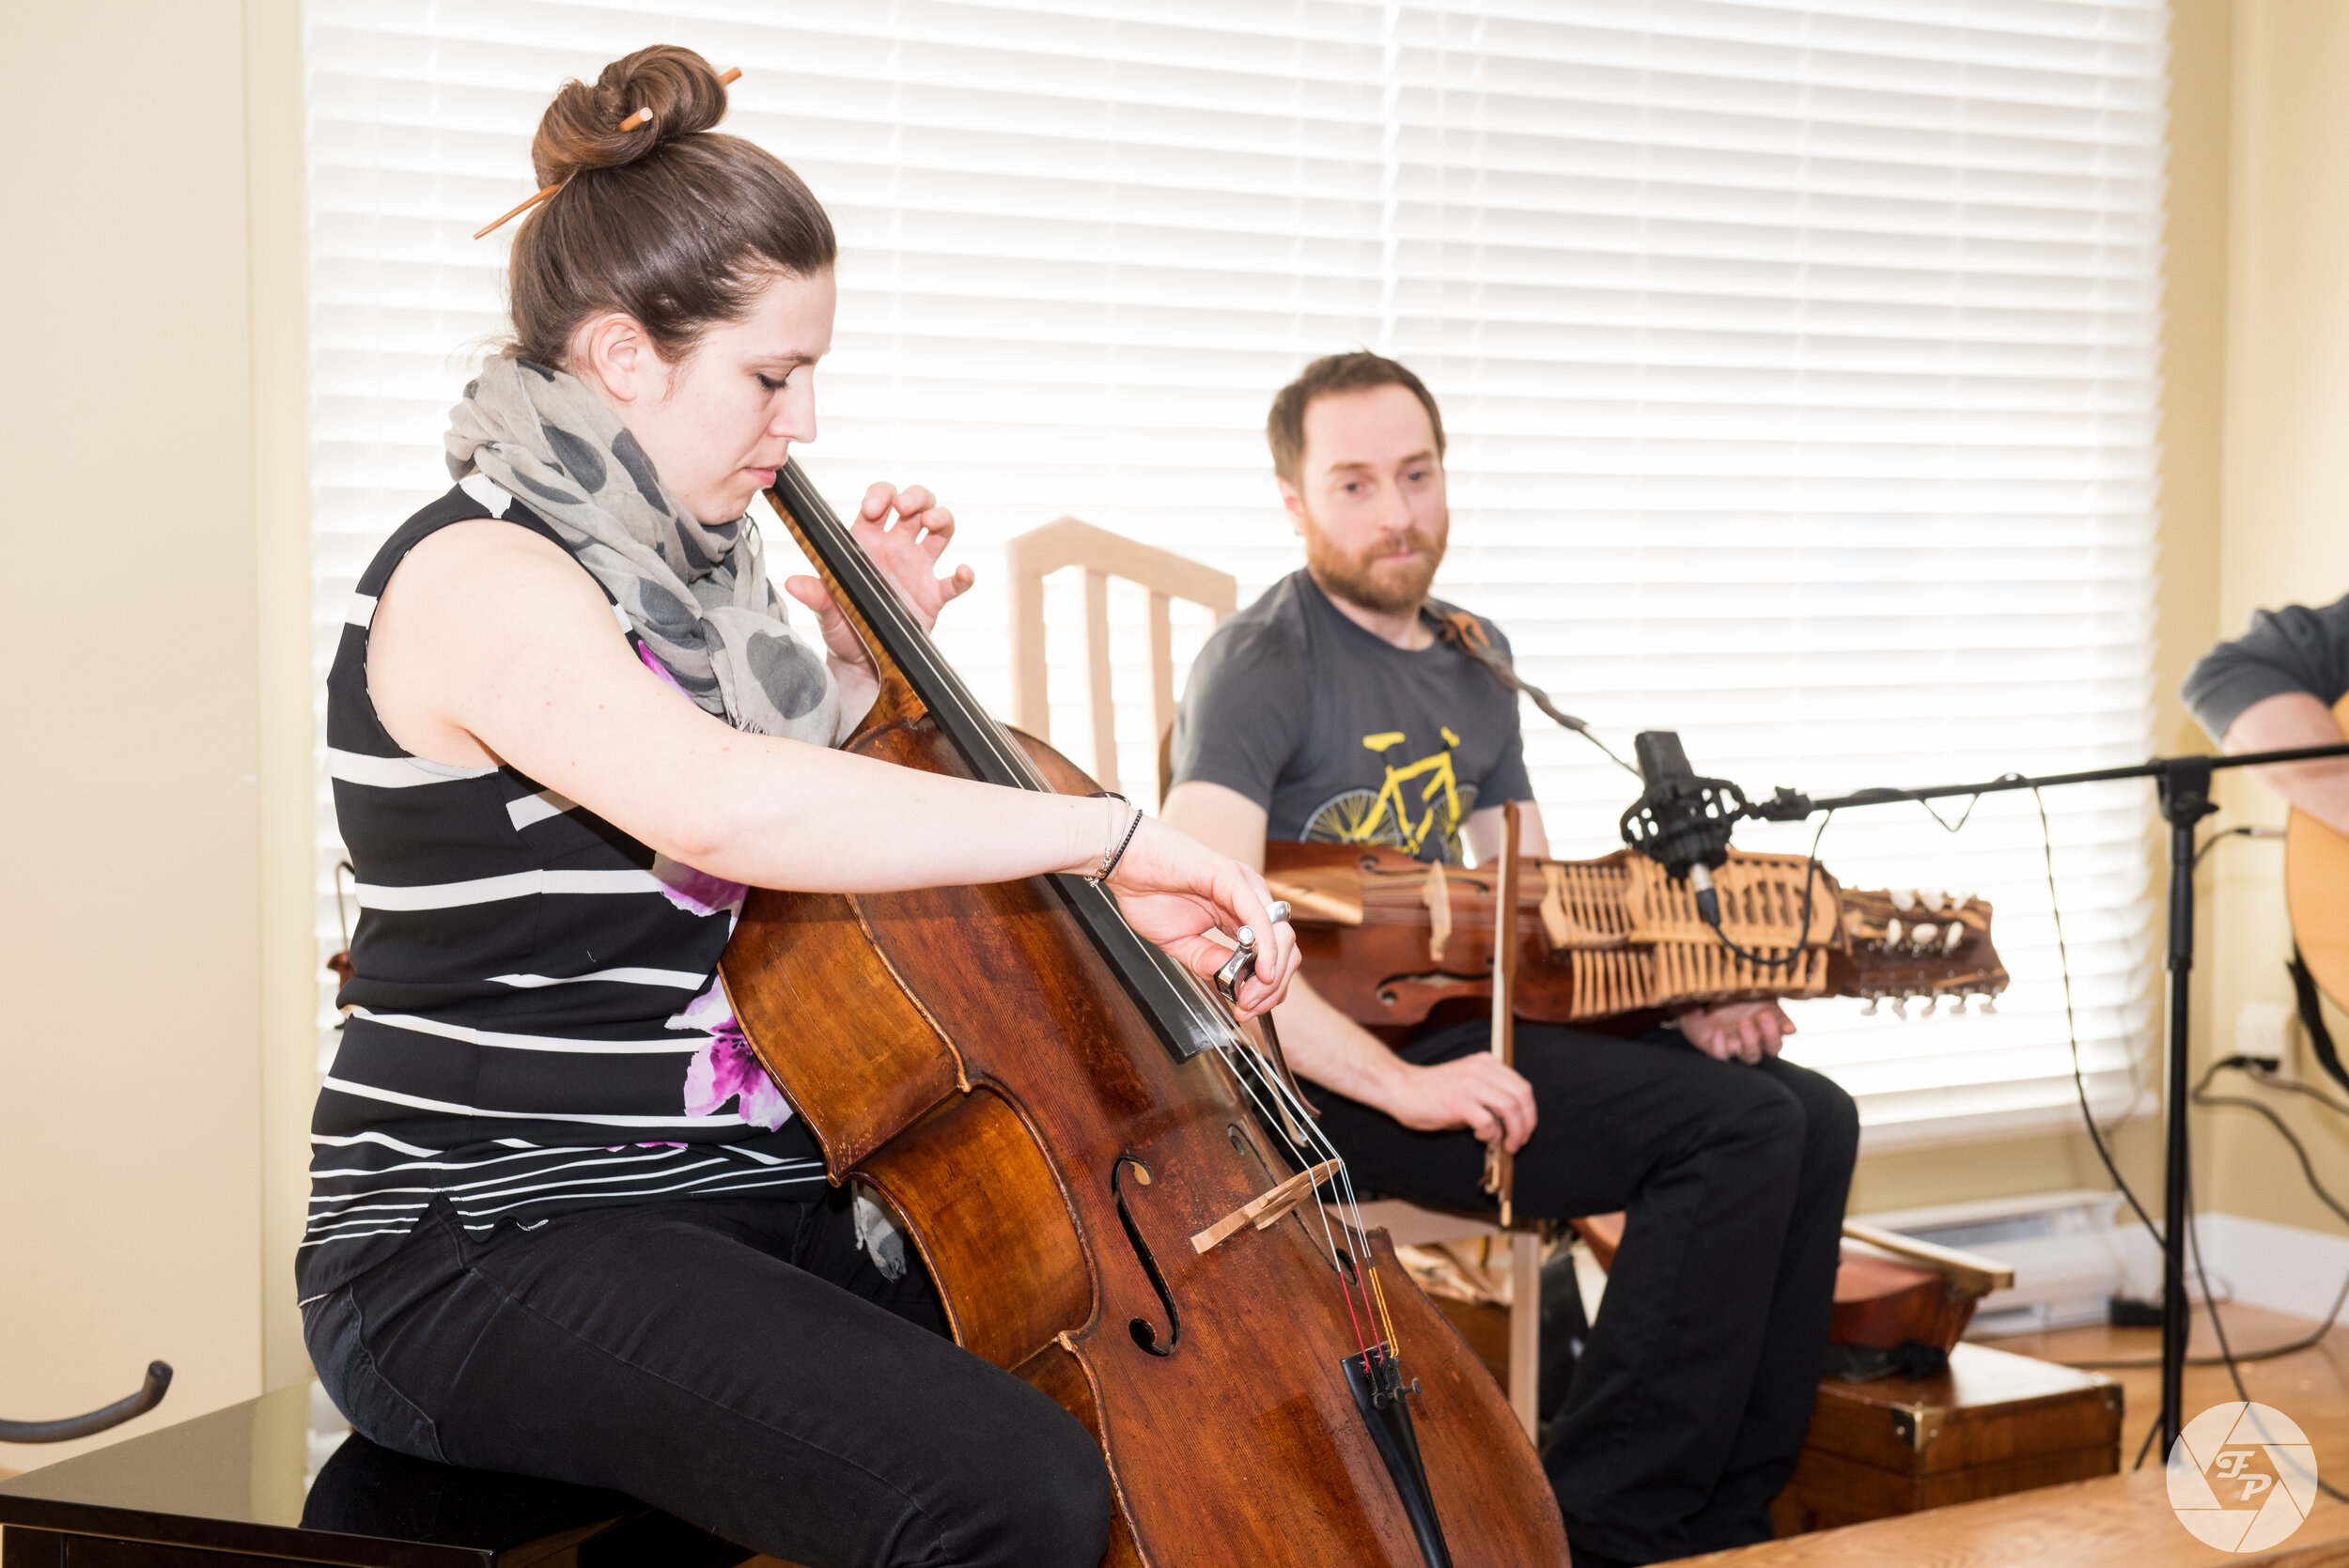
[531,45,730,187]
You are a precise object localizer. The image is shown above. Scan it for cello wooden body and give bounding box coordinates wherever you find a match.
[721,463,1566,1567]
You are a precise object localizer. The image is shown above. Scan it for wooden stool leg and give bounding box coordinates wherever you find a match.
[1508,1230,1541,1439]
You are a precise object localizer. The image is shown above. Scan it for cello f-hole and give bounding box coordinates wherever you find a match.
[1112,1156,1180,1357]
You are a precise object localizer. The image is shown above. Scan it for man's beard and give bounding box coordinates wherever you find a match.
[1301,507,1449,616]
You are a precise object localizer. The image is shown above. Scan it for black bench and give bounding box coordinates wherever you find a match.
[0,1384,754,1567]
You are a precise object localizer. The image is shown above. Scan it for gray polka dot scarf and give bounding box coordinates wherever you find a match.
[444,355,845,744]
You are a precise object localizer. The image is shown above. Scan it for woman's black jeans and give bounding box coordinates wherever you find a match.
[301,1188,1112,1568]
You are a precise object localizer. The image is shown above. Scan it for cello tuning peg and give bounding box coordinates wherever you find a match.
[1976,992,1998,1015]
[1860,995,1880,1017]
[1910,922,1938,952]
[1919,994,1938,1017]
[1944,923,1967,953]
[1890,889,1918,912]
[1890,995,1909,1020]
[1883,918,1903,949]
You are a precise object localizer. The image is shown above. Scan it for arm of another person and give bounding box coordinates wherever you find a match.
[367,519,1295,1013]
[1161,779,1535,1150]
[2220,693,2349,834]
[2188,597,2349,834]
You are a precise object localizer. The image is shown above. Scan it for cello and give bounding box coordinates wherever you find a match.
[720,461,1567,1567]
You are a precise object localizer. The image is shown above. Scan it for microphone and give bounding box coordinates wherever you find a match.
[1617,731,1748,928]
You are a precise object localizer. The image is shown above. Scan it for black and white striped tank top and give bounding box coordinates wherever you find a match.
[299,481,826,1296]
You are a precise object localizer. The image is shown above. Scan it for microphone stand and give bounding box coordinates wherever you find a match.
[1745,739,2349,1457]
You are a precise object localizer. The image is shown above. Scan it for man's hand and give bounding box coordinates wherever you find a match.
[1676,1000,1796,1063]
[1381,1053,1538,1152]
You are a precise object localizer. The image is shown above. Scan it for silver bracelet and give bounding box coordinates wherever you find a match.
[1097,805,1143,885]
[1086,792,1132,882]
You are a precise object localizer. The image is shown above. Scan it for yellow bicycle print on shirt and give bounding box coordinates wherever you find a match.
[1300,728,1475,863]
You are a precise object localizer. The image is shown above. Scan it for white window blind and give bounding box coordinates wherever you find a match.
[304,0,2170,1146]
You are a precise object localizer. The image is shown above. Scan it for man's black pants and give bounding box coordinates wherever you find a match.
[1311,1020,1859,1566]
[302,1188,1112,1568]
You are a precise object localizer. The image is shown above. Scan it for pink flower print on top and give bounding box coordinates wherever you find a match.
[651,855,748,920]
[673,974,792,1130]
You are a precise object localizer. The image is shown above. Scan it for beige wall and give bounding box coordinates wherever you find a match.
[2200,0,2349,1234]
[0,0,312,1470]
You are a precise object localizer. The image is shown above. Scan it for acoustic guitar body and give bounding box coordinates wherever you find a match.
[2284,696,2349,1009]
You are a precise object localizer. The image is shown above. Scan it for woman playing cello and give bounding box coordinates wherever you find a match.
[300,44,1296,1568]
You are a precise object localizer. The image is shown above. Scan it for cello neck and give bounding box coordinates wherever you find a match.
[768,460,1038,790]
[762,460,1240,1063]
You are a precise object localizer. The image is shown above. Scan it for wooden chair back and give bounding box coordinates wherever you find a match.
[1004,518,1237,798]
[1003,519,1563,1439]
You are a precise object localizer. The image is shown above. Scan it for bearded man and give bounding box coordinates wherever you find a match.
[1162,352,1859,1568]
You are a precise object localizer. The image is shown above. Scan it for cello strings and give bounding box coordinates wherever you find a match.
[1208,1047,1350,1274]
[1214,1040,1380,1359]
[1218,1033,1403,1365]
[1211,935,1401,1365]
[1217,1043,1374,1346]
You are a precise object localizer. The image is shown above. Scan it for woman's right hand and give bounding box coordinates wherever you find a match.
[1102,816,1300,1018]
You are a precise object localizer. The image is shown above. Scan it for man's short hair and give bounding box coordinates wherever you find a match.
[1267,351,1447,489]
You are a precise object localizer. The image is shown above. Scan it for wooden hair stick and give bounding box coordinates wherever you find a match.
[474,66,742,240]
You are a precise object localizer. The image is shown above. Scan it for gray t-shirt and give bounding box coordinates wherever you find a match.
[2183,593,2349,741]
[1170,570,1533,865]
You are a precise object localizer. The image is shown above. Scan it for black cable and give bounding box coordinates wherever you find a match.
[1695,772,2007,984]
[2193,824,2279,870]
[2031,784,2165,1253]
[1690,810,1835,974]
[2183,1141,2349,1505]
[2192,1059,2349,1231]
[1917,783,2007,835]
[2097,1063,2349,1503]
[2058,826,2349,1389]
[2247,1063,2349,1120]
[2061,1071,2349,1371]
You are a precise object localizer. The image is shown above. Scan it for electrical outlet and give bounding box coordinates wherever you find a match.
[2236,998,2298,1083]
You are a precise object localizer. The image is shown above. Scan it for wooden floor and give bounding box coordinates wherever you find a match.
[1672,1304,2349,1566]
[16,1310,2348,1566]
